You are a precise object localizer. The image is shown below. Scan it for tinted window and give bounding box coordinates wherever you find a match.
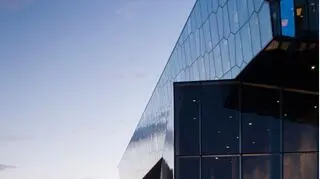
[283,153,319,179]
[176,157,200,179]
[174,85,201,155]
[283,91,319,152]
[202,83,240,155]
[241,85,281,153]
[243,155,281,179]
[202,156,239,179]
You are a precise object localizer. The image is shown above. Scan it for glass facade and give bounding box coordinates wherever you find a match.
[174,81,319,179]
[118,0,319,178]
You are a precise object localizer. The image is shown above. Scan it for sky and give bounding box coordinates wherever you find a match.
[0,0,195,179]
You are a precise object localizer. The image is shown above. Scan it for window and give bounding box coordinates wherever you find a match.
[243,155,281,179]
[201,83,240,154]
[202,156,240,179]
[283,90,319,152]
[176,157,200,179]
[241,85,281,153]
[174,85,201,155]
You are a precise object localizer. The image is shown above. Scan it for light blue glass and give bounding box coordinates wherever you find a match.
[223,5,231,38]
[203,19,212,52]
[228,0,239,33]
[209,13,219,48]
[221,39,231,74]
[214,45,223,78]
[249,13,262,56]
[237,0,249,27]
[195,29,201,60]
[208,51,216,79]
[228,33,236,67]
[203,52,211,79]
[259,3,273,48]
[254,0,264,11]
[240,22,253,63]
[217,7,223,41]
[235,32,243,67]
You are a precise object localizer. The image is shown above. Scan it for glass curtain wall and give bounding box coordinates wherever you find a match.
[174,81,319,179]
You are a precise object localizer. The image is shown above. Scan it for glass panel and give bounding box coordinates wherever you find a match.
[176,157,200,179]
[174,85,201,155]
[189,33,196,64]
[203,19,212,52]
[213,45,223,78]
[237,0,249,27]
[204,53,211,79]
[240,22,253,63]
[243,155,281,179]
[202,83,240,154]
[195,29,201,61]
[254,0,264,11]
[208,51,216,79]
[249,13,262,56]
[241,85,281,153]
[284,153,319,179]
[200,27,206,57]
[198,57,206,81]
[200,0,209,21]
[217,8,223,41]
[248,0,254,16]
[228,34,236,67]
[223,5,231,38]
[283,91,319,152]
[308,0,319,33]
[259,3,273,48]
[235,32,243,67]
[281,0,296,37]
[202,156,239,179]
[209,13,219,48]
[228,0,239,33]
[211,0,219,13]
[221,39,231,74]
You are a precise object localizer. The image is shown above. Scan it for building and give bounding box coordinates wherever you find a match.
[119,0,319,179]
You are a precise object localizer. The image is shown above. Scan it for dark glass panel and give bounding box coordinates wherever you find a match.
[241,85,281,153]
[174,85,201,155]
[283,91,319,152]
[202,156,239,179]
[176,157,200,179]
[243,155,281,179]
[202,83,240,155]
[307,0,319,33]
[283,153,319,179]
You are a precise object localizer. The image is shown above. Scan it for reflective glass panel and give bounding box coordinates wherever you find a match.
[201,83,240,154]
[283,91,319,152]
[174,85,201,155]
[202,156,239,179]
[243,155,281,179]
[176,157,200,179]
[283,153,319,179]
[241,85,281,153]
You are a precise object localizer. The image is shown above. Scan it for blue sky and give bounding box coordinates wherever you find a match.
[0,0,194,178]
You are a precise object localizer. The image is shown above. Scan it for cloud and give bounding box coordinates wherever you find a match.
[0,0,35,11]
[0,164,16,171]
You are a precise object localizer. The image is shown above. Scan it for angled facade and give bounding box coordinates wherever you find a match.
[119,0,319,178]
